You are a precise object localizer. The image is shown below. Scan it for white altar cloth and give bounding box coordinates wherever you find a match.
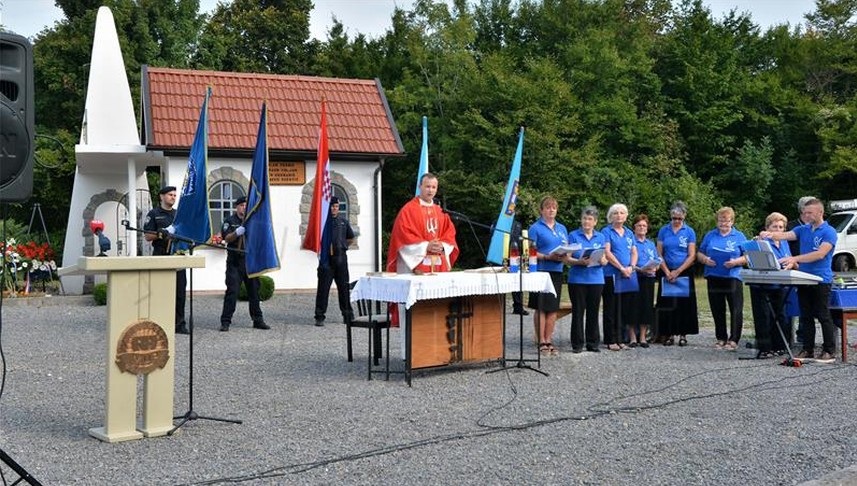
[350,271,556,309]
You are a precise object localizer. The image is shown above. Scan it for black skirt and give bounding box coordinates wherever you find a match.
[632,274,657,327]
[528,271,563,313]
[655,267,699,336]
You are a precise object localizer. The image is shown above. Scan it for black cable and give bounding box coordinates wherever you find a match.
[179,360,855,485]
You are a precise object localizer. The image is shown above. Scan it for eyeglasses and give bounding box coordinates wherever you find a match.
[671,217,684,221]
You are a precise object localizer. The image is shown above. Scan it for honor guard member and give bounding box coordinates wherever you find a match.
[143,186,189,334]
[313,197,355,326]
[219,196,269,332]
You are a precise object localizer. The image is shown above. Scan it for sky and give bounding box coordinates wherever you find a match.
[1,0,818,41]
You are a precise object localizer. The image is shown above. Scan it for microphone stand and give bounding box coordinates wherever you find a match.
[442,209,547,376]
[121,221,243,433]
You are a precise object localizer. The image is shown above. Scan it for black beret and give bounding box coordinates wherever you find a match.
[159,186,176,195]
[235,196,247,206]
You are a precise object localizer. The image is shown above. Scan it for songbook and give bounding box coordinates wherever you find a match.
[661,276,690,297]
[548,243,582,257]
[637,257,662,273]
[740,239,773,253]
[582,248,605,267]
[709,247,734,267]
[613,272,639,293]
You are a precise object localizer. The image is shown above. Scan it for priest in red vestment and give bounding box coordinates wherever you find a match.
[387,173,459,274]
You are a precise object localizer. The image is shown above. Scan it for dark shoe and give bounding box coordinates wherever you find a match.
[219,324,230,332]
[678,337,688,347]
[816,352,835,363]
[175,324,189,335]
[795,349,813,359]
[664,337,674,346]
[513,307,529,316]
[628,342,639,348]
[572,347,583,354]
[253,321,270,330]
[639,342,650,348]
[585,346,600,353]
[315,318,325,327]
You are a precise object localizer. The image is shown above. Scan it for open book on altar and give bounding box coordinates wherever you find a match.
[547,243,582,257]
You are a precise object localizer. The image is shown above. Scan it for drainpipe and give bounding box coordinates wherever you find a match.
[374,159,385,272]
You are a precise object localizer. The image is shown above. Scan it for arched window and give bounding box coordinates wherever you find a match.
[209,180,245,231]
[332,184,348,217]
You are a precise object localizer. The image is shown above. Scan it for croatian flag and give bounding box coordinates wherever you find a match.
[301,98,332,263]
[486,127,524,265]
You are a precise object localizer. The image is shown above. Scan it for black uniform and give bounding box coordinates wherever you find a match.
[219,213,265,330]
[314,213,355,325]
[143,206,188,333]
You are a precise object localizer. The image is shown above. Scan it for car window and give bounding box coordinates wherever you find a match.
[828,213,852,233]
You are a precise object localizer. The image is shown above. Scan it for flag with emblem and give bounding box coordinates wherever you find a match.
[301,98,332,264]
[244,102,280,277]
[172,87,213,252]
[487,127,524,265]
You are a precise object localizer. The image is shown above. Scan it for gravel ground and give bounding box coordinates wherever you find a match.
[1,292,856,485]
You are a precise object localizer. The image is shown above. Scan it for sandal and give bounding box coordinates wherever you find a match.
[608,343,621,351]
[714,340,726,349]
[726,341,738,351]
[548,343,559,356]
[664,337,674,346]
[539,343,551,355]
[678,337,688,347]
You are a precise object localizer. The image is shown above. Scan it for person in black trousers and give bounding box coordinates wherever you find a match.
[314,197,355,326]
[143,185,188,335]
[219,196,269,332]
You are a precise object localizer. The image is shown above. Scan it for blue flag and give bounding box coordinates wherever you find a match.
[486,127,524,265]
[172,88,213,252]
[415,116,429,195]
[244,102,281,277]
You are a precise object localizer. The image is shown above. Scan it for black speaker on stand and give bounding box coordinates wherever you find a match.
[0,31,35,203]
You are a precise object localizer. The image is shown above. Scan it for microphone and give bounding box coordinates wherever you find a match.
[120,219,130,228]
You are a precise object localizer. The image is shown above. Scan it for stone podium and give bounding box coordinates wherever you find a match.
[59,255,205,442]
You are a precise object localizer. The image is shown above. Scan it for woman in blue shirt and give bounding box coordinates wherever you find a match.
[749,212,794,358]
[527,196,571,356]
[697,207,748,351]
[631,214,658,348]
[602,203,638,351]
[568,206,608,353]
[656,201,699,346]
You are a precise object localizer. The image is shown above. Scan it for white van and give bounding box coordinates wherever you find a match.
[828,199,857,272]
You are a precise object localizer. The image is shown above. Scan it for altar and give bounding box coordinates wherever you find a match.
[351,271,555,385]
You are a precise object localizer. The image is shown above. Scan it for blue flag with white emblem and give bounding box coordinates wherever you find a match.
[172,88,213,252]
[486,127,524,265]
[245,102,281,277]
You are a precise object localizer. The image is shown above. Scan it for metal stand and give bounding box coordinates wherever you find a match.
[169,244,242,434]
[0,448,42,486]
[488,232,547,377]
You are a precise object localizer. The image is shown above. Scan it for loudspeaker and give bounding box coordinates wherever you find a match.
[0,32,34,203]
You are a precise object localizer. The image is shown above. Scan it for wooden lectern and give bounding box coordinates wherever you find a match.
[59,256,205,442]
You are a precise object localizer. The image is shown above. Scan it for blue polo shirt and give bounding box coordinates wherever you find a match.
[528,218,569,273]
[635,237,658,269]
[794,222,838,283]
[699,227,747,279]
[602,225,635,277]
[568,228,606,285]
[657,224,696,270]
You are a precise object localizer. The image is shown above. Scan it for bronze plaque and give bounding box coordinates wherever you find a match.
[115,320,170,375]
[269,161,306,185]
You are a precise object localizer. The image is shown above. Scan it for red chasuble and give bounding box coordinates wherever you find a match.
[386,197,459,273]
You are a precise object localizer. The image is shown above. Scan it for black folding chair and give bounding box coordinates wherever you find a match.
[347,281,391,380]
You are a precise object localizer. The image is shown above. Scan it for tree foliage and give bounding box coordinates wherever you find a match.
[18,0,857,267]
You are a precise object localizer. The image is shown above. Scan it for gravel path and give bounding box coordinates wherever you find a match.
[1,293,855,485]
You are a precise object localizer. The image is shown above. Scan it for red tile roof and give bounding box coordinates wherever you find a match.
[142,67,404,156]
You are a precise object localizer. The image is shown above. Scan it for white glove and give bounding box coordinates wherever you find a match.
[164,225,176,235]
[234,226,246,236]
